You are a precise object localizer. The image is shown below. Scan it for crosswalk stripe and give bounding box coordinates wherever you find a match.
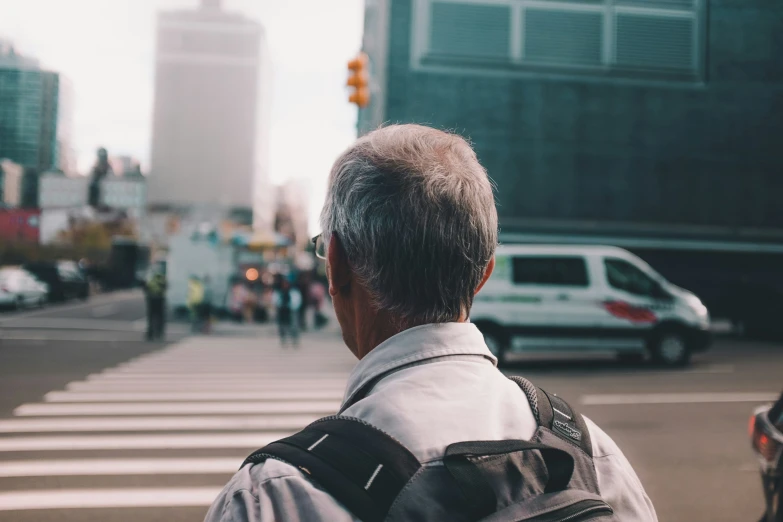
[0,433,288,451]
[87,373,350,383]
[14,401,341,416]
[44,390,345,402]
[0,415,319,433]
[109,366,352,373]
[0,487,223,510]
[0,458,241,477]
[0,330,355,514]
[65,381,347,392]
[581,392,779,406]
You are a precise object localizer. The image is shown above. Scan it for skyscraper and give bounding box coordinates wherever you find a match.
[148,0,269,216]
[0,41,73,174]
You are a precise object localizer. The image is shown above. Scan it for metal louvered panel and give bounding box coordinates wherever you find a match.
[524,9,603,66]
[615,13,695,71]
[429,2,511,59]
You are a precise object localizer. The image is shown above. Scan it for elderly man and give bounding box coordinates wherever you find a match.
[205,125,657,521]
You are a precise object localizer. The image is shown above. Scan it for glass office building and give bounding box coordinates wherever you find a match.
[0,43,72,174]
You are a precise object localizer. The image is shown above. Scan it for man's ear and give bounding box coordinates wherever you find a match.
[326,232,351,297]
[474,256,495,296]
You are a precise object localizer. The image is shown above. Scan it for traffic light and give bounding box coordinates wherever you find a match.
[347,52,370,108]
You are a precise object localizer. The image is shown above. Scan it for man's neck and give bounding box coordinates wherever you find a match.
[351,310,469,360]
[353,309,405,359]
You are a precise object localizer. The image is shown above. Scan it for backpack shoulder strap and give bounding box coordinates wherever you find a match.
[508,376,593,457]
[242,416,421,522]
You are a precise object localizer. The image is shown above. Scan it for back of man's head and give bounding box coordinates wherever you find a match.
[320,124,498,325]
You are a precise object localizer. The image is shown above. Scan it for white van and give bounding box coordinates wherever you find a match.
[470,245,712,366]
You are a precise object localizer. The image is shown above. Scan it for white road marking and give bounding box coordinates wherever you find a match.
[65,381,348,392]
[581,392,779,406]
[14,400,340,416]
[0,415,319,433]
[112,363,351,372]
[0,433,288,452]
[44,390,345,402]
[0,332,147,342]
[0,458,241,477]
[85,373,350,385]
[0,487,222,511]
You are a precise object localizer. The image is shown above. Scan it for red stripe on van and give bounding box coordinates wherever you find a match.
[602,300,657,323]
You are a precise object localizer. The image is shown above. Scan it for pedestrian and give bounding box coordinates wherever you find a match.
[273,278,301,346]
[200,275,213,334]
[205,125,658,521]
[186,275,204,333]
[241,282,256,324]
[142,270,166,341]
[310,279,327,329]
[296,272,311,331]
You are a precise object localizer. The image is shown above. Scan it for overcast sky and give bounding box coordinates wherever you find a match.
[0,0,365,231]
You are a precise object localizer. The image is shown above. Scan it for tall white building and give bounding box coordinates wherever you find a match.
[148,0,270,215]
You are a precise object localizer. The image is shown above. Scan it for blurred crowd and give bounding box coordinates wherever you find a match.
[183,268,328,336]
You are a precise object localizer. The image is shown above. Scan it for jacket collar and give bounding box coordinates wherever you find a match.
[342,322,497,407]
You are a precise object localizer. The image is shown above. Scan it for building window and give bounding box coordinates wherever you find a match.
[411,0,704,82]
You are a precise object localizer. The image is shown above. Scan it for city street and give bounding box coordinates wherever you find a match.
[0,294,780,521]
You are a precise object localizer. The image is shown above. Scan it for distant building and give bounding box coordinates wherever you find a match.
[148,0,271,217]
[0,159,23,207]
[38,171,88,209]
[358,0,783,243]
[101,176,147,218]
[110,155,140,177]
[274,179,309,251]
[0,43,74,174]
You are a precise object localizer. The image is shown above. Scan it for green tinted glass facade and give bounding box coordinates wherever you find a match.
[0,67,61,172]
[359,0,783,239]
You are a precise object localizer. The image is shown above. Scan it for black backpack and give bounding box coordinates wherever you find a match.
[242,376,613,521]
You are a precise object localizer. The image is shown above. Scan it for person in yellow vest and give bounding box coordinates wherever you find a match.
[143,271,167,341]
[187,275,205,333]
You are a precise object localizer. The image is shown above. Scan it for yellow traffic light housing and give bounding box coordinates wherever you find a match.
[347,52,370,108]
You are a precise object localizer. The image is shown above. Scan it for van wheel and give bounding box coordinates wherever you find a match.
[649,330,691,367]
[479,327,508,366]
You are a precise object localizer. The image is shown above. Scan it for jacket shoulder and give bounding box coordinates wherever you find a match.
[204,459,357,522]
[584,416,659,521]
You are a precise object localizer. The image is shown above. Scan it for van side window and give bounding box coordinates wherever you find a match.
[512,256,589,287]
[604,258,658,296]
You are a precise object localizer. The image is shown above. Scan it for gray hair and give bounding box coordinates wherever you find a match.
[320,124,498,324]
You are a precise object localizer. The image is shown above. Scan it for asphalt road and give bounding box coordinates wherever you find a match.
[0,294,781,521]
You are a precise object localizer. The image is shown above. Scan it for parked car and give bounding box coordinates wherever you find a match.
[0,267,48,310]
[470,245,712,366]
[22,261,89,303]
[750,392,783,522]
